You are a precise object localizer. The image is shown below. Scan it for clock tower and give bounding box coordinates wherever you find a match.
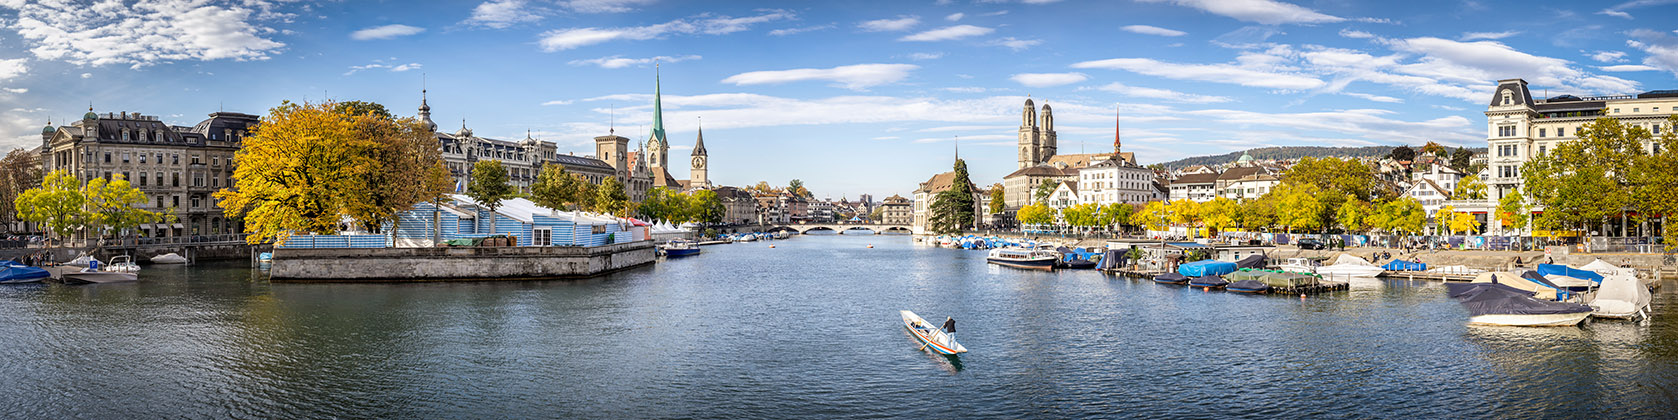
[689,121,710,189]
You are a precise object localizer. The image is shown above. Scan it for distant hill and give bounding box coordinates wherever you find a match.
[1151,145,1486,169]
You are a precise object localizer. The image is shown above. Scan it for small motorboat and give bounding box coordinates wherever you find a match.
[1226,279,1270,294]
[105,256,140,273]
[1444,282,1592,327]
[900,310,966,355]
[1589,272,1652,320]
[0,260,50,284]
[662,239,702,257]
[150,252,188,264]
[59,259,139,284]
[986,247,1059,271]
[1278,257,1320,274]
[1189,275,1228,290]
[1313,254,1386,278]
[1151,272,1190,285]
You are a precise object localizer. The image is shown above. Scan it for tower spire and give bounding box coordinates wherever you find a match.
[692,116,706,156]
[1114,104,1122,156]
[609,104,615,135]
[651,63,665,146]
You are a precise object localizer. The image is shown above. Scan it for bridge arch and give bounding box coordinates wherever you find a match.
[799,226,838,234]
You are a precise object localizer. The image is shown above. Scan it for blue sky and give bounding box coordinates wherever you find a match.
[2,0,1677,199]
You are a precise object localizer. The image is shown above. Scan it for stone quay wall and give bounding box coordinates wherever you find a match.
[269,240,655,282]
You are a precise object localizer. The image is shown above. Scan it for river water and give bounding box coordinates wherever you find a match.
[1,235,1675,419]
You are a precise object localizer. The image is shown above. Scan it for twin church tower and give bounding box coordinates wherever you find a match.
[1017,98,1058,170]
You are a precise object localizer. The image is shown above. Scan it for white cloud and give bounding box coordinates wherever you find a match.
[1600,64,1661,72]
[351,24,425,41]
[1343,92,1403,103]
[1591,50,1628,62]
[1121,25,1186,37]
[945,13,964,21]
[465,0,543,28]
[568,54,700,69]
[2,88,25,94]
[80,73,91,79]
[1072,56,1326,90]
[908,52,944,60]
[941,87,987,93]
[1628,29,1678,77]
[560,0,657,13]
[1384,37,1639,96]
[0,58,25,83]
[4,0,286,68]
[1089,82,1233,103]
[769,24,834,36]
[988,37,1042,51]
[539,10,793,51]
[1598,0,1678,19]
[860,15,919,32]
[1459,31,1519,41]
[1600,10,1632,18]
[542,100,574,106]
[1010,72,1087,87]
[344,61,422,76]
[1136,0,1343,25]
[721,63,918,90]
[1338,28,1374,39]
[899,25,993,42]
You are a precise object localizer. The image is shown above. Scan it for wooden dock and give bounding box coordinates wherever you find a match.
[1377,271,1478,282]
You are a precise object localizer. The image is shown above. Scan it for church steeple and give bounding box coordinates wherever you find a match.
[691,118,706,156]
[650,64,666,149]
[1113,104,1122,155]
[419,88,436,132]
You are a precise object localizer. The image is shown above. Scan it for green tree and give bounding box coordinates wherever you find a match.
[1496,192,1529,234]
[1450,147,1474,172]
[1099,203,1135,232]
[1017,202,1054,226]
[690,189,724,225]
[637,187,684,222]
[467,160,516,234]
[332,100,393,120]
[84,174,167,244]
[1273,184,1325,233]
[1390,145,1415,162]
[1452,174,1487,201]
[15,170,90,246]
[0,149,42,229]
[788,179,810,198]
[595,177,630,216]
[1240,196,1276,231]
[1336,198,1374,233]
[1377,197,1426,235]
[1033,179,1057,204]
[1631,115,1678,249]
[216,101,370,244]
[531,163,587,211]
[929,160,977,234]
[340,106,451,233]
[1064,203,1101,231]
[1281,156,1382,201]
[1421,141,1448,157]
[988,184,1005,214]
[1523,116,1645,237]
[1199,197,1239,234]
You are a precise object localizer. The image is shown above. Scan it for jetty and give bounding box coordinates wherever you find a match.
[269,240,654,282]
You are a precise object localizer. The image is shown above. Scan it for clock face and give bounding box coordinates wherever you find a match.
[693,156,705,167]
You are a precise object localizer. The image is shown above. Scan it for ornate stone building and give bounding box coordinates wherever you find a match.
[1018,98,1058,170]
[41,108,253,238]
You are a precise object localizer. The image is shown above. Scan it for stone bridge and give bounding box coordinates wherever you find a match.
[766,223,912,235]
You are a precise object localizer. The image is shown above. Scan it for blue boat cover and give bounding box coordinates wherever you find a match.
[1227,279,1269,292]
[1535,264,1603,283]
[1098,250,1127,270]
[1188,275,1229,287]
[1382,260,1427,271]
[1178,260,1237,277]
[1518,271,1572,300]
[1443,282,1592,316]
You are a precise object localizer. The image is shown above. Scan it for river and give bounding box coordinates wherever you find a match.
[1,235,1675,419]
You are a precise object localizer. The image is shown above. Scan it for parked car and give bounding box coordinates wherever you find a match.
[1296,238,1326,250]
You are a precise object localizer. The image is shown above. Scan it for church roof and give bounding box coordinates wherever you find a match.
[1004,164,1078,179]
[550,153,614,172]
[691,125,706,156]
[914,171,977,195]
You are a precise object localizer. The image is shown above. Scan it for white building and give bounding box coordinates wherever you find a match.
[1077,156,1157,206]
[1484,78,1677,206]
[1167,172,1219,202]
[1047,181,1079,210]
[1222,173,1278,201]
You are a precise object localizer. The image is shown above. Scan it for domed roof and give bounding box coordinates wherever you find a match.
[42,123,56,134]
[84,111,98,120]
[1041,103,1052,112]
[1024,98,1035,107]
[1237,152,1254,163]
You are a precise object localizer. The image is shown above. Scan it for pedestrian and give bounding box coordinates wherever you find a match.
[942,317,957,343]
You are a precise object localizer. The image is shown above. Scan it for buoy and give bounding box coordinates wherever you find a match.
[867,244,874,248]
[769,245,776,249]
[1300,293,1307,300]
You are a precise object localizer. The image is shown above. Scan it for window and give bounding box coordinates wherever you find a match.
[156,172,163,185]
[212,176,218,188]
[172,196,179,208]
[121,131,129,141]
[139,154,146,164]
[212,157,219,167]
[1614,108,1620,113]
[138,173,147,186]
[172,172,180,187]
[533,228,552,246]
[1538,145,1546,156]
[1633,108,1640,113]
[121,171,128,181]
[104,152,111,163]
[172,154,179,165]
[1538,128,1546,137]
[191,156,200,165]
[156,196,163,208]
[1655,125,1663,135]
[1558,127,1566,137]
[191,196,200,209]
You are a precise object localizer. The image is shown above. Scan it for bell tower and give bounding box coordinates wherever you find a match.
[1018,97,1040,169]
[689,118,709,189]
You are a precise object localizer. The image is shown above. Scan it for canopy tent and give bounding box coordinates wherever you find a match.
[1178,260,1237,277]
[1536,264,1603,283]
[1472,271,1563,301]
[1444,282,1593,317]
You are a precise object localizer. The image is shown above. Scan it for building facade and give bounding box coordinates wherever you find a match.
[911,171,986,234]
[1077,155,1157,206]
[41,109,252,238]
[881,194,912,225]
[1167,172,1219,202]
[1017,98,1059,169]
[1483,78,1677,207]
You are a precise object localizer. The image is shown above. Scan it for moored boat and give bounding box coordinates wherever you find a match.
[1226,279,1270,294]
[150,253,188,264]
[900,310,966,354]
[1444,282,1592,327]
[1313,254,1386,278]
[0,260,50,284]
[1151,272,1190,285]
[59,262,139,284]
[1188,275,1228,290]
[986,248,1058,271]
[662,239,702,257]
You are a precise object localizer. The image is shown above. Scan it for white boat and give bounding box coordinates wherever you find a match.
[985,247,1059,271]
[1589,272,1652,320]
[1278,257,1320,274]
[150,253,188,264]
[59,260,139,284]
[1467,312,1593,327]
[1445,282,1593,327]
[900,310,966,354]
[738,233,758,242]
[106,256,140,273]
[1313,254,1387,278]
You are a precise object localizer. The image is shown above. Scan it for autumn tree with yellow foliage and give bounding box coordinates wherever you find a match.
[216,101,451,245]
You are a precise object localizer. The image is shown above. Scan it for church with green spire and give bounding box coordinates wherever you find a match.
[638,64,709,191]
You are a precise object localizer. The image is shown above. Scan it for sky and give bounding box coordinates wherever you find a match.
[1,0,1677,199]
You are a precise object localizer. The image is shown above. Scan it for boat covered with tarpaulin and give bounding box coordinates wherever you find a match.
[1178,260,1237,277]
[1536,264,1603,283]
[1443,282,1592,327]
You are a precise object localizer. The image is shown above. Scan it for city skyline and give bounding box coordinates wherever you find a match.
[2,0,1678,198]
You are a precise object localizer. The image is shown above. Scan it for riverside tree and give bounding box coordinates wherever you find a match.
[1017,202,1054,226]
[15,170,90,246]
[338,102,451,234]
[1522,116,1644,237]
[988,184,1005,214]
[531,163,589,211]
[928,159,977,234]
[84,174,170,243]
[1631,116,1678,249]
[216,101,374,244]
[1452,174,1488,201]
[1496,192,1529,234]
[466,160,515,234]
[595,177,630,216]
